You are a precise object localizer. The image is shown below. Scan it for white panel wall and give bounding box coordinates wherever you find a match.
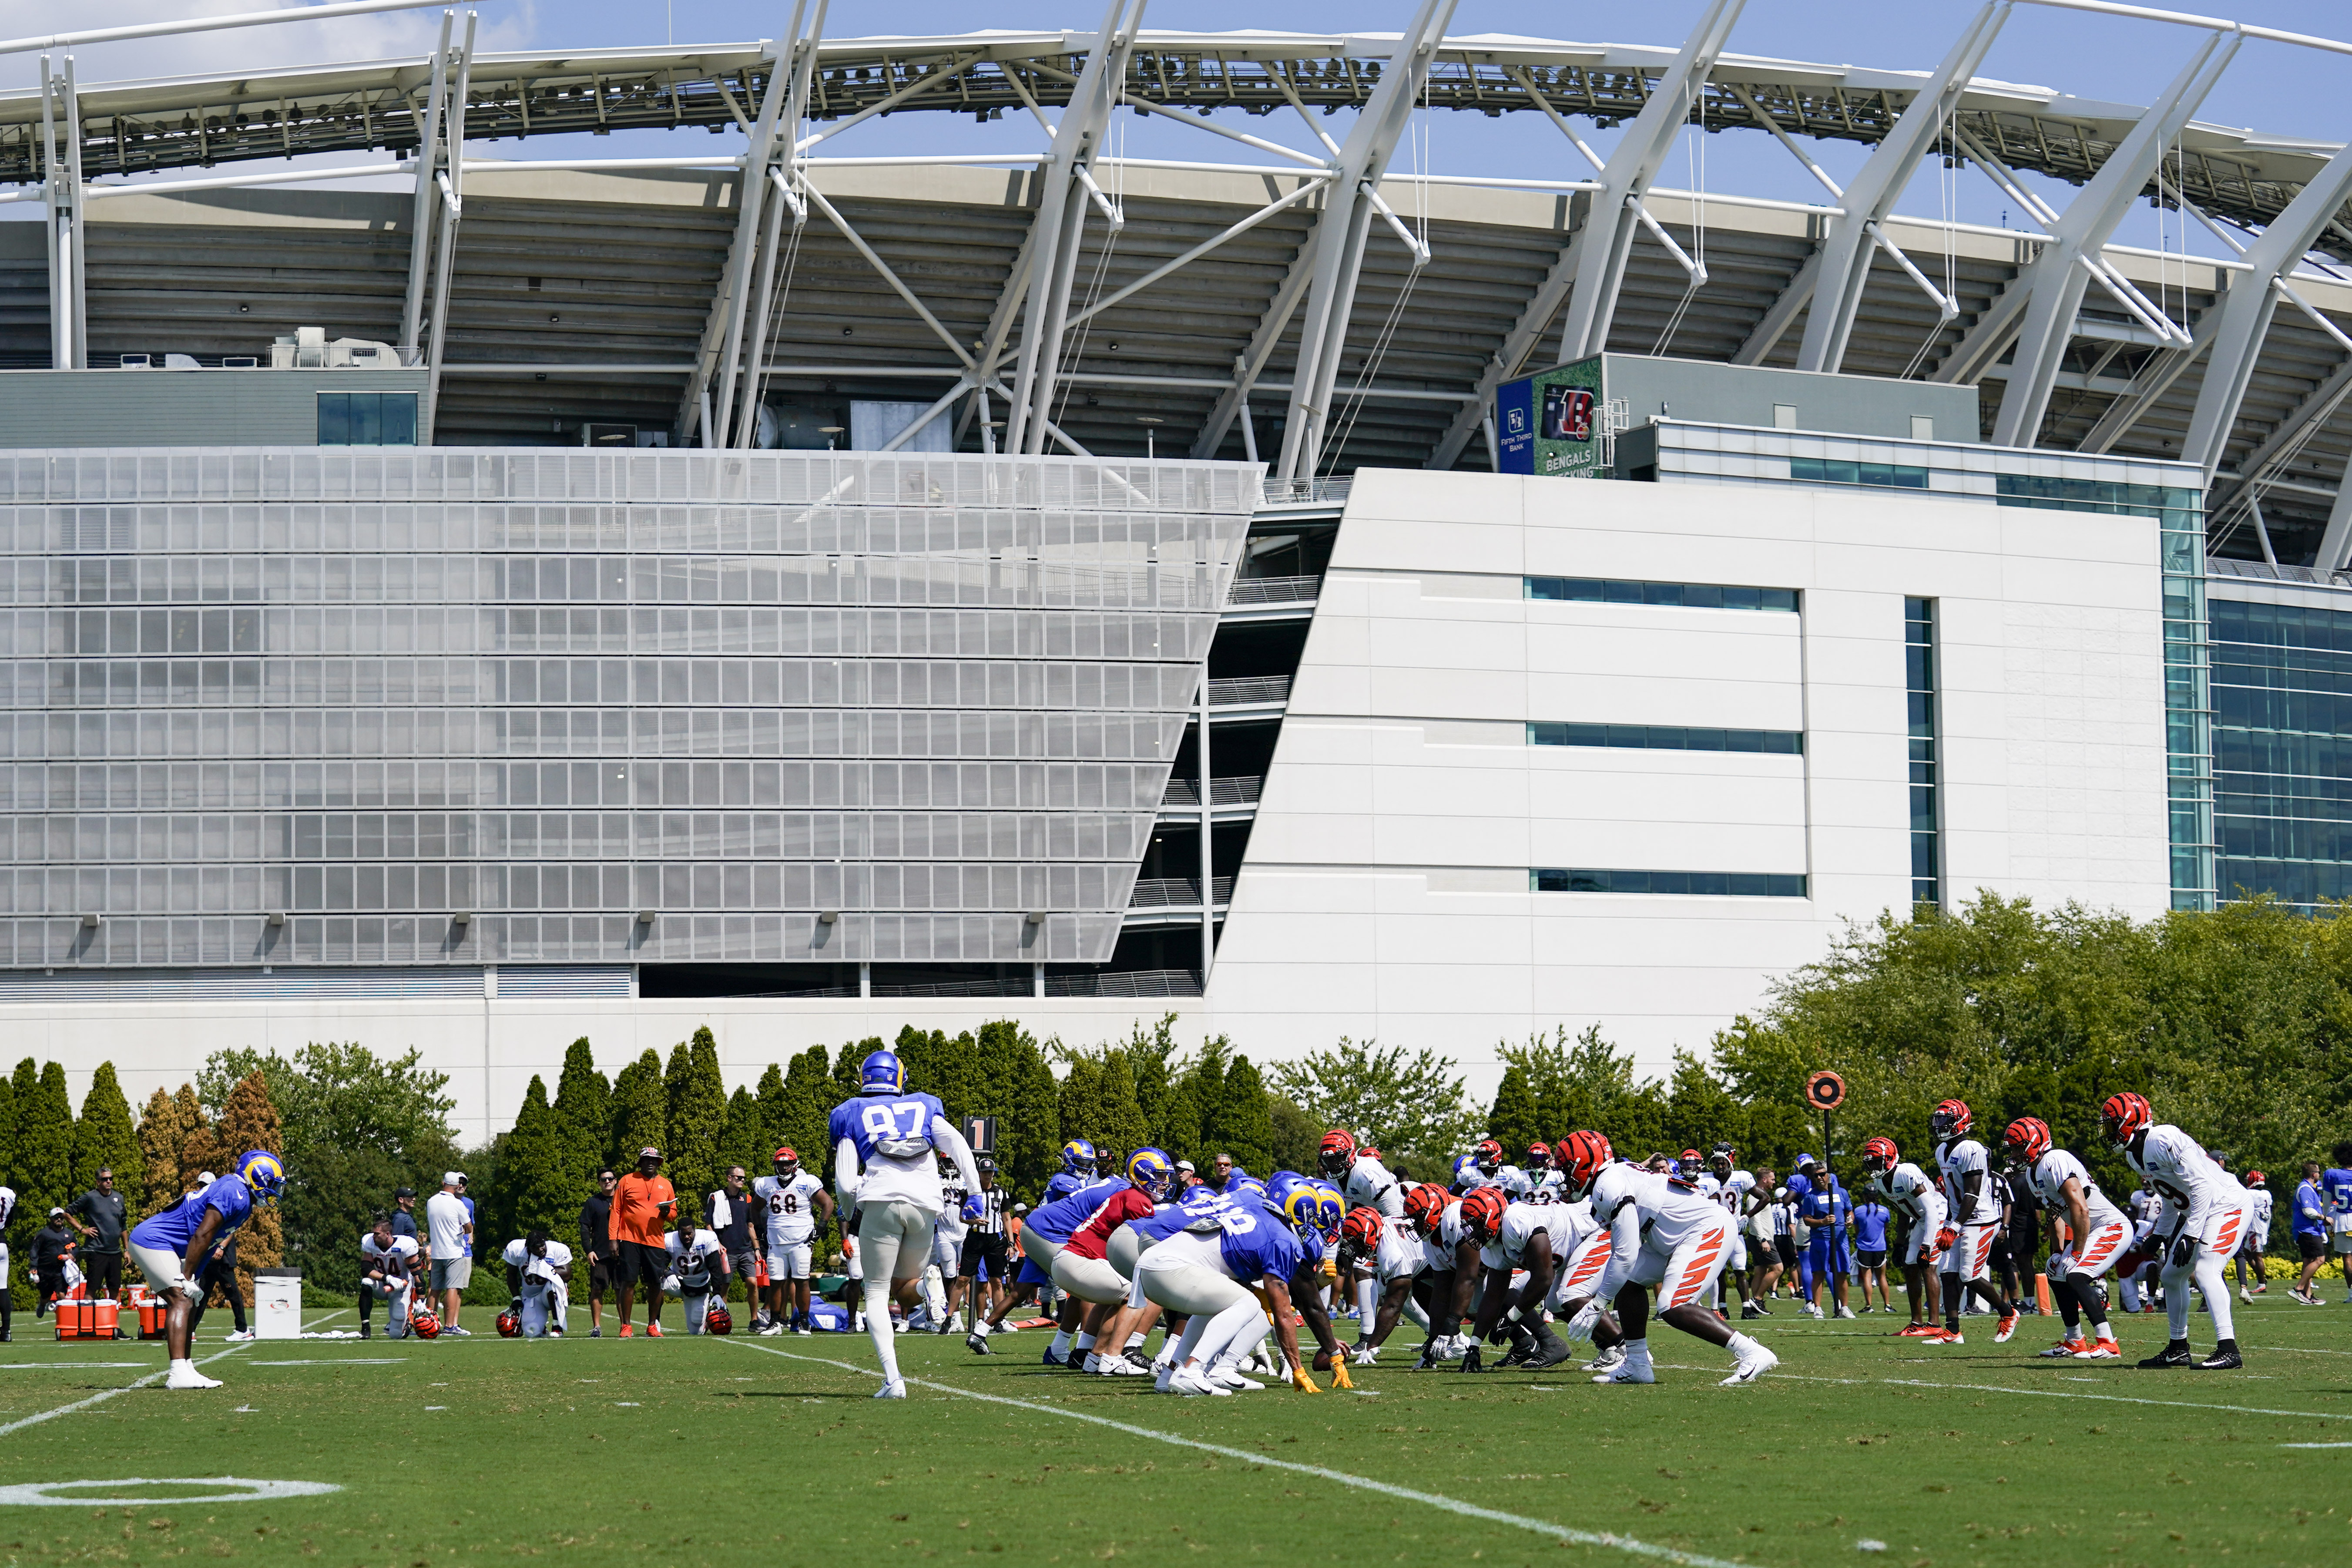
[1205,467,2171,1085]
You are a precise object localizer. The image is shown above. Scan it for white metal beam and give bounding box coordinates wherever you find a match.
[398,11,454,363]
[1795,3,2008,373]
[1006,0,1148,455]
[2181,138,2352,477]
[1274,0,1457,481]
[1551,0,1745,363]
[1986,29,2238,447]
[419,10,475,444]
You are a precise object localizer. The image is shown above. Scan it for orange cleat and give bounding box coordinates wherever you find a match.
[1898,1323,1936,1337]
[618,1323,634,1338]
[647,1322,664,1338]
[1994,1313,2020,1343]
[1932,1329,1965,1345]
[2074,1338,2120,1360]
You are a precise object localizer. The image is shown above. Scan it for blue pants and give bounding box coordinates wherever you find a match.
[1802,1230,1848,1295]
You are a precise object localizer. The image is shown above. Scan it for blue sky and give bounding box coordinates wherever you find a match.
[13,0,2352,255]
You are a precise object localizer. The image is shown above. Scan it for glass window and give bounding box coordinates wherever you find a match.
[1524,577,1798,612]
[1527,721,1801,754]
[1906,596,1939,909]
[1788,456,1929,490]
[317,393,420,447]
[1531,867,1807,897]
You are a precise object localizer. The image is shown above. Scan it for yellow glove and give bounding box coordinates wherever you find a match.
[1330,1360,1355,1390]
[1290,1365,1322,1393]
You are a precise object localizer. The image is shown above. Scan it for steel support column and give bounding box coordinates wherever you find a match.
[397,10,453,364]
[1982,30,2238,447]
[1006,0,1147,456]
[1794,3,2008,373]
[1272,0,1456,482]
[418,10,475,445]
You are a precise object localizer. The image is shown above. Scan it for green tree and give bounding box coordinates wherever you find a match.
[71,1061,144,1201]
[718,1085,764,1178]
[774,1047,833,1171]
[1265,1039,1480,1179]
[501,1077,577,1242]
[212,1071,285,1303]
[1485,1063,1544,1154]
[1661,1051,1745,1163]
[1268,1093,1319,1176]
[1496,1025,1666,1162]
[1057,1055,1104,1152]
[1208,1054,1273,1177]
[665,1028,728,1207]
[609,1050,668,1169]
[550,1037,611,1193]
[13,1061,75,1232]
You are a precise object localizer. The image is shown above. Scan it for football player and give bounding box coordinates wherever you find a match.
[1525,1143,1564,1200]
[1129,1183,1311,1394]
[829,1050,984,1398]
[1052,1148,1174,1375]
[1708,1145,1757,1317]
[1403,1181,1481,1367]
[502,1228,574,1338]
[360,1216,419,1340]
[751,1148,833,1336]
[1551,1130,1776,1386]
[1321,1128,1406,1334]
[2234,1170,2273,1302]
[1336,1206,1422,1362]
[922,1154,968,1333]
[1929,1101,2020,1344]
[125,1150,282,1390]
[993,1167,1125,1367]
[2006,1117,2127,1360]
[663,1212,730,1334]
[1861,1139,1939,1333]
[2103,1092,2248,1369]
[1458,1186,1585,1371]
[1046,1140,1098,1205]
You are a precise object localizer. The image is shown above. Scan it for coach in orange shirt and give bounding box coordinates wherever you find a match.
[608,1146,677,1338]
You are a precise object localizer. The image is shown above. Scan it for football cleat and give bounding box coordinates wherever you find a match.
[2197,1344,2242,1370]
[1721,1341,1778,1386]
[645,1322,663,1338]
[2074,1338,2120,1359]
[2039,1340,2085,1357]
[1042,1348,1063,1367]
[1932,1329,1963,1345]
[165,1363,224,1390]
[1898,1323,1937,1336]
[1993,1313,2019,1343]
[1583,1343,1625,1374]
[874,1380,907,1400]
[1211,1365,1264,1391]
[1835,1305,1856,1320]
[1169,1366,1226,1397]
[2138,1343,2194,1368]
[1594,1360,1655,1385]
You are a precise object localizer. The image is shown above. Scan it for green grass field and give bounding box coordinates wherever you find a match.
[4,1289,2352,1568]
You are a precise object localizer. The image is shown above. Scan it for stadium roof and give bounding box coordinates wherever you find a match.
[12,3,2352,566]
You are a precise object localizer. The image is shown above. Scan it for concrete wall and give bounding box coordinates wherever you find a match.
[0,369,426,447]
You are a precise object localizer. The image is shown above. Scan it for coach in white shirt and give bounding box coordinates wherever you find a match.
[426,1173,475,1336]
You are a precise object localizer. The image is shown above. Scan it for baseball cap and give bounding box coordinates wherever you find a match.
[1797,1152,1818,1168]
[393,1186,415,1199]
[47,1205,64,1216]
[1176,1159,1195,1172]
[443,1170,464,1186]
[639,1146,663,1161]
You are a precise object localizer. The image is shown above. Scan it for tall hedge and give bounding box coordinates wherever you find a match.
[72,1062,144,1200]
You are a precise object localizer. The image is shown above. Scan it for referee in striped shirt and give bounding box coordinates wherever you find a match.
[959,1158,1010,1324]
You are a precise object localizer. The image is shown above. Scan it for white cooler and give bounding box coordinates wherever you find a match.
[254,1269,302,1339]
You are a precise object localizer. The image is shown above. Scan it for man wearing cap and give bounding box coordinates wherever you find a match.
[608,1147,677,1337]
[426,1172,475,1336]
[578,1167,618,1336]
[31,1207,76,1318]
[956,1157,1010,1337]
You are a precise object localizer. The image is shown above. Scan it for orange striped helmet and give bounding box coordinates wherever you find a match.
[1860,1135,1899,1173]
[1402,1182,1450,1235]
[1341,1206,1385,1252]
[2003,1117,2052,1163]
[1460,1185,1508,1241]
[1930,1100,1972,1141]
[2100,1092,2152,1149]
[1555,1131,1615,1199]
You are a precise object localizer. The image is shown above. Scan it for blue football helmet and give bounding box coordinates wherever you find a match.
[238,1149,286,1202]
[1060,1138,1097,1176]
[1311,1181,1345,1239]
[860,1051,905,1093]
[1452,1153,1483,1188]
[1127,1146,1172,1196]
[1234,1175,1269,1203]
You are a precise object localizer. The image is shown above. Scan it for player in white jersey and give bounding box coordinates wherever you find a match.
[1549,1131,1776,1387]
[1929,1100,2022,1344]
[2233,1171,2273,1303]
[751,1147,833,1336]
[1860,1137,1946,1335]
[662,1220,731,1334]
[1523,1144,1567,1201]
[360,1218,419,1338]
[1320,1129,1407,1335]
[1399,1182,1481,1366]
[2103,1092,2248,1369]
[500,1229,573,1338]
[921,1157,970,1333]
[1336,1207,1423,1363]
[2003,1118,2128,1360]
[1706,1146,1756,1317]
[1456,1188,1591,1371]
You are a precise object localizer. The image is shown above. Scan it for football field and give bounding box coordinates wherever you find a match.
[3,1296,2349,1567]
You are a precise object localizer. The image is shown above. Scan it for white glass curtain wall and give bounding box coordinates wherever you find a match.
[0,450,1254,968]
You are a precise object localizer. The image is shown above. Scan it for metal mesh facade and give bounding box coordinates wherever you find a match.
[0,449,1255,968]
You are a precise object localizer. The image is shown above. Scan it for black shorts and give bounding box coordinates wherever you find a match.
[619,1241,669,1290]
[82,1252,123,1296]
[960,1231,1009,1279]
[1858,1249,1888,1269]
[2299,1234,2325,1262]
[586,1253,616,1293]
[1775,1236,1799,1266]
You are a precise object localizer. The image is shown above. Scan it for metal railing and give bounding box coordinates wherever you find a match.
[1044,967,1203,997]
[1260,477,1353,508]
[871,974,1037,998]
[1129,875,1236,908]
[1206,674,1291,706]
[1227,574,1322,605]
[1160,775,1265,809]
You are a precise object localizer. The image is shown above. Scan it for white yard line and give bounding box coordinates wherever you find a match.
[0,1342,252,1438]
[1660,1364,2350,1423]
[721,1339,1748,1568]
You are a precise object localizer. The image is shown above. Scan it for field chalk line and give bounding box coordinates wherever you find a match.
[1662,1364,2349,1423]
[0,1306,348,1439]
[722,1338,1747,1568]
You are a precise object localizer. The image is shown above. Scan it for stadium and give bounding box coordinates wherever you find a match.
[1,2,2352,1563]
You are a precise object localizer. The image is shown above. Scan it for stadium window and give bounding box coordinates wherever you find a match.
[1527,722,1802,754]
[1523,577,1798,612]
[318,393,420,447]
[1530,868,1808,897]
[1907,596,1941,910]
[1788,456,1930,490]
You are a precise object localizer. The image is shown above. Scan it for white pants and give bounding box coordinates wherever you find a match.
[856,1201,938,1287]
[367,1279,413,1337]
[931,1229,963,1278]
[2163,1204,2245,1344]
[1553,1230,1614,1308]
[1939,1222,1996,1283]
[1627,1220,1733,1311]
[1052,1249,1130,1306]
[1107,1224,1144,1279]
[130,1242,193,1298]
[765,1241,814,1281]
[1137,1239,1266,1372]
[520,1283,566,1338]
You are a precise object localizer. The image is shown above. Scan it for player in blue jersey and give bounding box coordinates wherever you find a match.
[1277,1179,1352,1387]
[1044,1140,1098,1206]
[1130,1184,1310,1394]
[2324,1144,2352,1305]
[1000,1172,1125,1367]
[127,1150,284,1390]
[828,1050,982,1399]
